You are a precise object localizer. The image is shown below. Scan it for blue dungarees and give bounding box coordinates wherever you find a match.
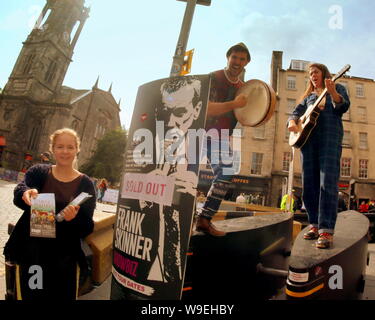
[289,84,350,234]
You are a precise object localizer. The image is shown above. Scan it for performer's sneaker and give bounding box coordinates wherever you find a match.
[316,233,333,249]
[303,227,319,240]
[196,216,226,237]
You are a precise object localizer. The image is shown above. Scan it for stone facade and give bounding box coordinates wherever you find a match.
[0,0,121,171]
[269,52,375,207]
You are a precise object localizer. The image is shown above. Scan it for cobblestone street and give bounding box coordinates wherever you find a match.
[0,181,22,280]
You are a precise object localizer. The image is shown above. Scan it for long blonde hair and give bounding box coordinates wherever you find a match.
[299,63,332,103]
[49,128,81,169]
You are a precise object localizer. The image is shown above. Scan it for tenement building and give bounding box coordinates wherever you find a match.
[0,0,121,171]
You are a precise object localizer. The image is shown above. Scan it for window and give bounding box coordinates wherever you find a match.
[341,158,351,177]
[342,131,351,147]
[287,75,296,90]
[45,59,57,83]
[282,152,292,172]
[71,119,79,131]
[286,99,296,114]
[359,159,368,179]
[304,78,309,90]
[22,54,35,74]
[358,106,367,122]
[70,21,80,44]
[38,8,51,30]
[27,125,41,150]
[253,125,265,139]
[359,132,368,149]
[232,128,244,138]
[291,60,309,71]
[251,153,263,175]
[342,109,350,121]
[356,83,365,97]
[95,119,108,138]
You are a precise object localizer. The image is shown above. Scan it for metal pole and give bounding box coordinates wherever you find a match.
[286,147,295,212]
[170,0,197,77]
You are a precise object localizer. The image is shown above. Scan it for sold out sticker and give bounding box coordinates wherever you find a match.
[121,172,175,206]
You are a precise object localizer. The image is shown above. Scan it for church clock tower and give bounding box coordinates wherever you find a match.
[0,0,90,170]
[3,0,89,101]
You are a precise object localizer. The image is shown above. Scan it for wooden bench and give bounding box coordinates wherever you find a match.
[85,210,116,284]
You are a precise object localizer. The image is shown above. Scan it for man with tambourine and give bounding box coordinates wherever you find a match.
[195,42,250,236]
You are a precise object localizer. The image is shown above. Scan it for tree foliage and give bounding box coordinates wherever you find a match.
[80,127,127,184]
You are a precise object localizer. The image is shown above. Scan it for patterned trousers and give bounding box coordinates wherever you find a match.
[301,123,342,234]
[198,138,236,219]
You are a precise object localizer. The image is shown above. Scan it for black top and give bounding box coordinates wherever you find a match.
[4,164,96,263]
[41,170,83,211]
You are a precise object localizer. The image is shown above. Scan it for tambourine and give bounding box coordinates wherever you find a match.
[234,79,276,127]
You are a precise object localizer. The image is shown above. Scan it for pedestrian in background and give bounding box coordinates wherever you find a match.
[368,200,375,213]
[359,201,369,213]
[40,151,52,164]
[236,193,246,211]
[92,177,99,197]
[280,192,295,213]
[337,192,347,212]
[97,178,108,203]
[4,128,96,300]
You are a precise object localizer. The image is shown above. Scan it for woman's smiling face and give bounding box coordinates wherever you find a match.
[52,133,78,166]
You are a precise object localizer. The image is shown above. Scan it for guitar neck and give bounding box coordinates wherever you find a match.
[314,87,328,106]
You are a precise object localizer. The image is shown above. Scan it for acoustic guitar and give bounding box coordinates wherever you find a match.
[288,64,351,149]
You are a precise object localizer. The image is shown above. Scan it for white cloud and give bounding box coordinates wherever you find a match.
[0,5,42,31]
[238,9,375,81]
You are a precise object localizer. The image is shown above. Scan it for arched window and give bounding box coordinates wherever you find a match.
[71,119,79,131]
[45,59,57,83]
[39,8,51,30]
[22,54,35,74]
[27,124,42,151]
[70,21,80,44]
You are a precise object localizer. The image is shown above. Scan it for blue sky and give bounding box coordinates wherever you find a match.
[1,0,374,129]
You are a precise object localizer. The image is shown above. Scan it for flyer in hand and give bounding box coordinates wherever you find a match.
[56,192,92,222]
[30,193,56,238]
[70,192,92,206]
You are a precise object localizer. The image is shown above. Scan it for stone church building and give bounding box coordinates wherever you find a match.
[0,0,121,171]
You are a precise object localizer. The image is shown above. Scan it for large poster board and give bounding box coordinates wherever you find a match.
[111,75,210,300]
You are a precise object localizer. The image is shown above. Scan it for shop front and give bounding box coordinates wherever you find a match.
[197,170,271,205]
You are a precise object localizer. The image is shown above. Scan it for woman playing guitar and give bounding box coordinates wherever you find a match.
[288,63,350,249]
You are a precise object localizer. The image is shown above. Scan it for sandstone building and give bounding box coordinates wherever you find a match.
[269,52,375,207]
[0,0,121,171]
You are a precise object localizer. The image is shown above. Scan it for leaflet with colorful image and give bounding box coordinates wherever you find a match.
[30,193,56,238]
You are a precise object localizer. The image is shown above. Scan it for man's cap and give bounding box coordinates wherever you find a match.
[226,42,251,62]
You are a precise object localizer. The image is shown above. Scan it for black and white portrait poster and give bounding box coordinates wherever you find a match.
[110,75,210,300]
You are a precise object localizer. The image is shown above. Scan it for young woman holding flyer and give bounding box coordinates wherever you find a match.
[4,128,96,300]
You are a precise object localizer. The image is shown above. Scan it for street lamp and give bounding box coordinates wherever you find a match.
[170,0,211,77]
